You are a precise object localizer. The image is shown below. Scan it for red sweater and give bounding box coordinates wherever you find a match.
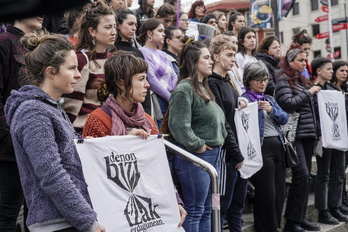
[82,107,158,138]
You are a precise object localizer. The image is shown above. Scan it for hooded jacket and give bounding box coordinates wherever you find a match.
[5,85,98,232]
[208,72,244,163]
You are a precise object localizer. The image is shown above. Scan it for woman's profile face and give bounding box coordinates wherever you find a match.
[289,53,307,72]
[50,50,81,97]
[196,47,213,79]
[267,40,281,58]
[335,65,348,83]
[149,23,165,46]
[179,14,189,31]
[218,15,227,31]
[317,63,333,81]
[215,48,236,72]
[129,72,150,103]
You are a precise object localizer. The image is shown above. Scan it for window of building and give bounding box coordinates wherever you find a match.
[312,24,320,36]
[311,0,319,11]
[331,0,338,5]
[280,31,284,44]
[313,50,321,58]
[293,2,300,15]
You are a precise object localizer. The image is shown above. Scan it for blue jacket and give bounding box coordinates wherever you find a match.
[5,85,98,232]
[242,94,288,145]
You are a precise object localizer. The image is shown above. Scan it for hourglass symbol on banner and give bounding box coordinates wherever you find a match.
[241,112,257,160]
[325,102,341,140]
[104,153,162,228]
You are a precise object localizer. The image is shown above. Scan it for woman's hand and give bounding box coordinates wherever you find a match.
[178,204,187,227]
[197,144,213,153]
[238,100,248,109]
[235,161,243,170]
[309,86,321,95]
[128,128,150,139]
[258,101,272,113]
[95,225,105,232]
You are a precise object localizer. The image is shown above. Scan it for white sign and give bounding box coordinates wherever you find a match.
[75,135,184,232]
[317,90,348,151]
[234,102,263,179]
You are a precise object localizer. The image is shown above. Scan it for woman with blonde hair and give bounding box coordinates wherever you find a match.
[208,34,247,232]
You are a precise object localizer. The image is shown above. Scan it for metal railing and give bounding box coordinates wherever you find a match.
[164,140,221,232]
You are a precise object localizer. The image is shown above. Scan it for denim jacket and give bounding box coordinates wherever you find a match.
[242,94,288,145]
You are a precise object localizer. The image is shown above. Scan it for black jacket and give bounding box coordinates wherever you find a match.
[255,52,279,97]
[208,72,244,163]
[275,73,317,139]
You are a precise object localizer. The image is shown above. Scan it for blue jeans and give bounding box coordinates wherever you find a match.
[156,95,168,130]
[174,146,220,232]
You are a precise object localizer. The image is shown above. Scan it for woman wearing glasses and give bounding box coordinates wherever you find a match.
[242,61,288,232]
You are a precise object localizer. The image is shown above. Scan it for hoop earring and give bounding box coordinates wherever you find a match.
[148,36,152,42]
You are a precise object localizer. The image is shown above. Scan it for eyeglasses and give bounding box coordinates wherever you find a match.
[254,78,269,84]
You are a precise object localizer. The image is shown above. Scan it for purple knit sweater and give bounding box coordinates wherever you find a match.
[139,47,178,101]
[5,85,98,232]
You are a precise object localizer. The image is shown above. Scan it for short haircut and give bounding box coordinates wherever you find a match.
[243,61,269,90]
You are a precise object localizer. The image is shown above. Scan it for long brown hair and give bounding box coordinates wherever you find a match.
[178,41,215,102]
[76,0,115,57]
[278,44,310,89]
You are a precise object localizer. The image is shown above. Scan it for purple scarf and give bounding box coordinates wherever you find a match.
[244,89,267,103]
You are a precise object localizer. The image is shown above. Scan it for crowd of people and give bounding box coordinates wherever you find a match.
[1,0,348,232]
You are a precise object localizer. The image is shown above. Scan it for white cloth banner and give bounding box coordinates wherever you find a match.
[234,102,263,179]
[317,90,348,151]
[75,135,184,232]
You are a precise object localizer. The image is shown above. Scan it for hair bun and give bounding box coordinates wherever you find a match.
[21,30,47,51]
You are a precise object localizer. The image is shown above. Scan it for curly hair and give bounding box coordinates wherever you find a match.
[292,29,312,46]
